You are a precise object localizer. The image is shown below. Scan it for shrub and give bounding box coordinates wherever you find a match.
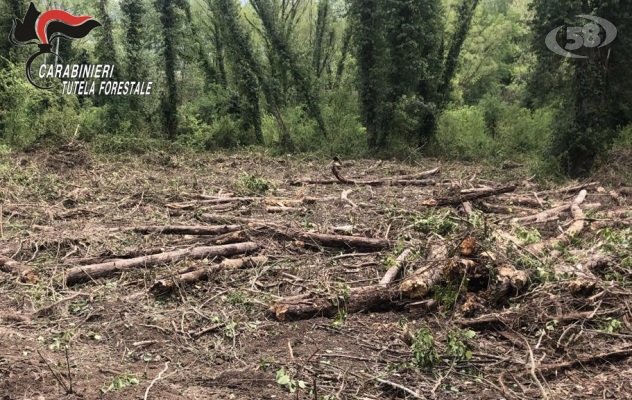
[432,105,495,161]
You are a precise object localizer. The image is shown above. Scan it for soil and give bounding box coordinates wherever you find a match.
[1,149,631,399]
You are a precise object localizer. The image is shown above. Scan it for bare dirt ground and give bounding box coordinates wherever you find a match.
[1,145,631,400]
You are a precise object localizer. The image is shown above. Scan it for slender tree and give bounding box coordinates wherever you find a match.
[251,0,328,139]
[438,0,481,105]
[155,0,181,139]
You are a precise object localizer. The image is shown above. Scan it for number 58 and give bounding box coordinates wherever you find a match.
[566,22,602,50]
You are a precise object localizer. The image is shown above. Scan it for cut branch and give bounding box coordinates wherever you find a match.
[379,249,412,286]
[66,242,259,285]
[527,190,587,253]
[150,256,268,294]
[131,225,241,236]
[421,185,517,207]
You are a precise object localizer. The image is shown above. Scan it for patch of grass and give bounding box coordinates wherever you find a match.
[411,210,457,237]
[234,173,272,195]
[515,226,541,244]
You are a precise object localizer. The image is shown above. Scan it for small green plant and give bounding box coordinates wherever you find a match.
[411,211,457,237]
[331,282,351,306]
[331,310,347,328]
[235,173,271,195]
[101,374,139,393]
[601,318,622,333]
[226,291,248,306]
[276,367,306,393]
[411,327,440,370]
[259,357,274,371]
[515,226,541,244]
[432,282,461,311]
[224,321,239,338]
[445,329,476,361]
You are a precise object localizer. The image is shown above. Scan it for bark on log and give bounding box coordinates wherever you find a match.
[0,255,38,283]
[66,242,259,285]
[512,204,571,224]
[198,213,269,225]
[293,231,391,251]
[150,256,268,294]
[270,285,403,321]
[266,206,303,213]
[557,254,614,294]
[498,195,542,208]
[132,225,241,235]
[421,185,517,207]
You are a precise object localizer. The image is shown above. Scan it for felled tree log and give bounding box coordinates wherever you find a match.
[266,206,303,213]
[421,185,517,207]
[591,219,632,230]
[66,242,258,285]
[557,254,614,294]
[292,231,391,251]
[270,285,402,321]
[537,182,597,196]
[132,225,241,236]
[512,204,571,224]
[527,190,587,253]
[199,213,267,225]
[493,265,528,302]
[0,255,38,283]
[150,256,268,294]
[167,197,320,210]
[497,195,542,208]
[400,244,454,298]
[205,230,248,245]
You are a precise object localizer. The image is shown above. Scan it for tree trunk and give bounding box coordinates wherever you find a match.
[66,242,258,285]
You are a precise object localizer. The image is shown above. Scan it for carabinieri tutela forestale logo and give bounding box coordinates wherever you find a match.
[9,2,153,95]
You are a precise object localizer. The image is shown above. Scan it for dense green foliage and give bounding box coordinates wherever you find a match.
[0,0,631,178]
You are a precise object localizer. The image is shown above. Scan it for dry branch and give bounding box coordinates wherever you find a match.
[66,242,259,285]
[527,190,587,253]
[537,182,597,196]
[150,256,268,293]
[535,346,632,378]
[591,218,632,230]
[167,197,319,210]
[0,255,38,283]
[379,249,412,286]
[131,225,241,236]
[421,185,517,207]
[291,165,440,186]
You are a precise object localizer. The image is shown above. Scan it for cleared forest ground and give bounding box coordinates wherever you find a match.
[1,145,631,400]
